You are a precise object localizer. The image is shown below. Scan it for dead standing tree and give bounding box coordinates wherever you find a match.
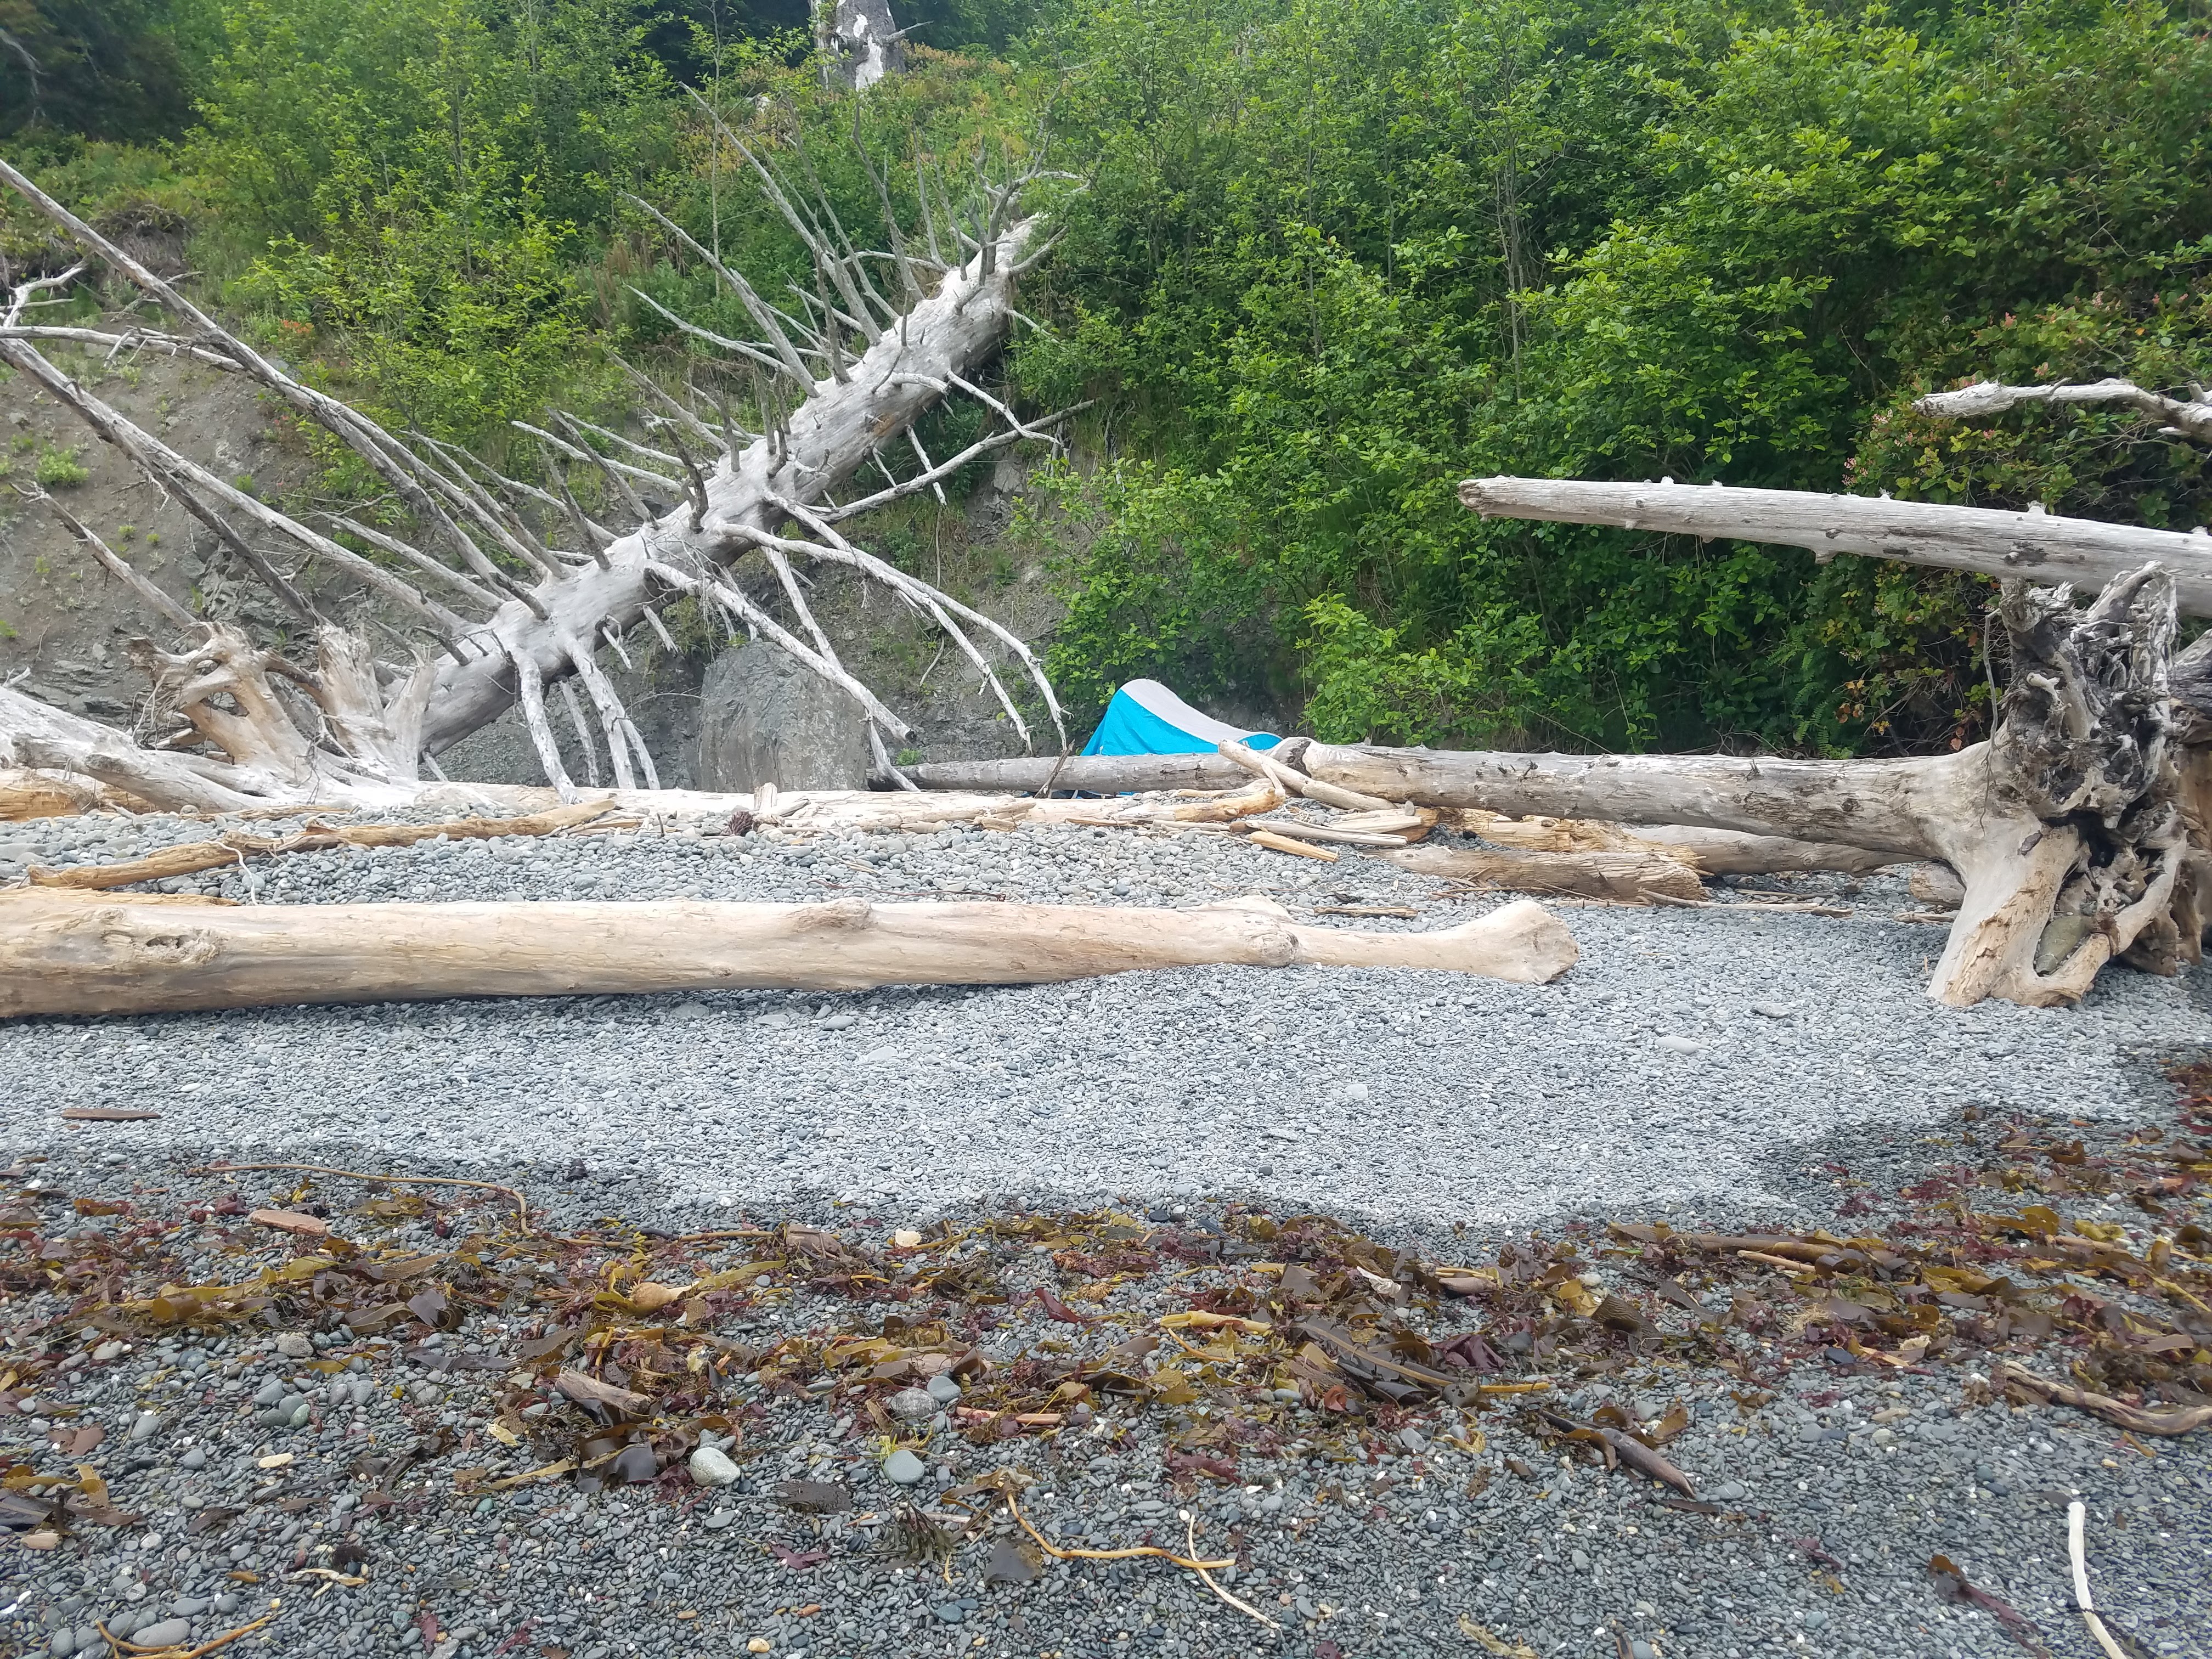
[0,108,1073,811]
[1301,472,2212,1008]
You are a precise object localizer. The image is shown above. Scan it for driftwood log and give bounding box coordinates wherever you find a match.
[1,769,117,821]
[901,754,1252,794]
[0,889,1577,1018]
[1459,476,2212,613]
[1445,809,1894,877]
[1380,844,1706,904]
[1300,567,2199,1007]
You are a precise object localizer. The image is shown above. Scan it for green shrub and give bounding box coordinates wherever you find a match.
[34,445,91,488]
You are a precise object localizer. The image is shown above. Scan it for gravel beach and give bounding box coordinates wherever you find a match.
[3,807,2209,1659]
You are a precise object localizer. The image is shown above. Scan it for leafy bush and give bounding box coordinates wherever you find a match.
[33,444,90,487]
[1028,0,2212,753]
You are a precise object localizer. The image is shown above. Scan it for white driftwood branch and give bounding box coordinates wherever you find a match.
[0,889,1578,1017]
[1458,477,2212,614]
[1914,379,2212,444]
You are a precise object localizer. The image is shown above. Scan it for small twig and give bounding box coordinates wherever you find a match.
[2067,1501,2130,1659]
[1185,1513,1279,1629]
[286,1567,369,1592]
[1036,744,1073,799]
[194,1162,531,1233]
[97,1612,276,1658]
[1006,1492,1232,1571]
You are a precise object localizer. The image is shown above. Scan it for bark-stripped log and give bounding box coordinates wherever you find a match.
[1447,810,1894,876]
[1380,845,1706,904]
[902,754,1252,793]
[1458,477,2212,614]
[1,770,111,821]
[1310,747,1957,861]
[1298,567,2197,1007]
[0,889,1577,1017]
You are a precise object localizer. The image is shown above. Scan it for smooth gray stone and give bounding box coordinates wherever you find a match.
[888,1387,935,1420]
[688,1447,741,1487]
[882,1448,927,1486]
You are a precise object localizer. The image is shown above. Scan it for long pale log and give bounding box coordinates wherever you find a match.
[1446,810,1893,876]
[1381,844,1706,904]
[1305,743,1960,861]
[1457,477,2212,614]
[903,754,1250,793]
[1632,825,1894,877]
[0,889,1577,1017]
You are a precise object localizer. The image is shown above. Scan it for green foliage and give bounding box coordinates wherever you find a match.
[1030,0,2212,753]
[9,0,2207,761]
[0,0,217,141]
[179,0,695,444]
[33,443,89,487]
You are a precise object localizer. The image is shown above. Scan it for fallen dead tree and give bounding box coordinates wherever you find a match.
[0,888,1577,1017]
[1444,808,1894,877]
[1458,475,2212,612]
[0,114,1074,810]
[1295,566,2201,1007]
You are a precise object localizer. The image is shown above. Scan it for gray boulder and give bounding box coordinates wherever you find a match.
[695,641,872,793]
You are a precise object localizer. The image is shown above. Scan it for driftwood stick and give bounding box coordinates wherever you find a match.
[1914,379,2212,445]
[1218,738,1394,812]
[0,890,1578,1017]
[25,801,620,890]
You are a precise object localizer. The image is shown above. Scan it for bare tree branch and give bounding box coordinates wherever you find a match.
[1914,378,2212,444]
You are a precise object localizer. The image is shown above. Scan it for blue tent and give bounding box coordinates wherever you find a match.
[1081,679,1282,757]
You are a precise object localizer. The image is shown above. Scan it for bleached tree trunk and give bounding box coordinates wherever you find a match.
[1458,477,2212,613]
[0,889,1577,1017]
[0,127,1072,812]
[1296,569,2197,1007]
[1912,379,2212,444]
[419,229,1043,756]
